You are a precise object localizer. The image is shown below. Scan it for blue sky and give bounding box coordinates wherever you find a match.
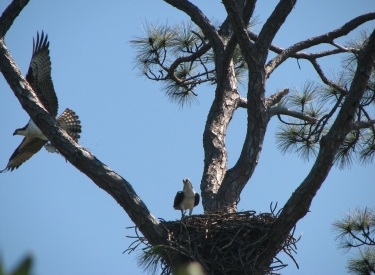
[0,1,374,274]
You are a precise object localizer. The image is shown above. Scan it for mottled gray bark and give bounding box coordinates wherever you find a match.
[201,60,241,211]
[0,0,178,268]
[0,0,29,37]
[1,0,375,273]
[256,28,375,271]
[0,37,170,250]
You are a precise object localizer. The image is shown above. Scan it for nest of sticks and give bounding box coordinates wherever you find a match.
[125,209,300,275]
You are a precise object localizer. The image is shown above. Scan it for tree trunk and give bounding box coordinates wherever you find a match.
[1,1,375,274]
[202,53,243,212]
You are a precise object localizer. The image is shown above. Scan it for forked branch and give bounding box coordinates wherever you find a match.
[266,12,375,76]
[163,0,222,46]
[257,27,375,272]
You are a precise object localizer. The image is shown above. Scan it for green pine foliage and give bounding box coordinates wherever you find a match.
[131,20,375,165]
[0,255,33,275]
[333,207,375,274]
[275,31,375,168]
[130,19,258,107]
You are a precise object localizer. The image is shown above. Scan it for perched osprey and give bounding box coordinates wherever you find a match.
[0,32,82,173]
[173,179,200,216]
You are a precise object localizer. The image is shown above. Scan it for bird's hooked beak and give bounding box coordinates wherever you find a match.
[183,178,193,189]
[183,178,190,186]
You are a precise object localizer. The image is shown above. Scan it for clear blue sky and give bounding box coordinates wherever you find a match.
[0,1,373,274]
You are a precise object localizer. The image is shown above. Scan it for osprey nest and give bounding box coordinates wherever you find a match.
[125,210,300,275]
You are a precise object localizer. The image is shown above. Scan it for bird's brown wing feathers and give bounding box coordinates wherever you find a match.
[0,137,47,172]
[1,33,83,173]
[194,193,200,207]
[26,31,58,117]
[173,191,184,209]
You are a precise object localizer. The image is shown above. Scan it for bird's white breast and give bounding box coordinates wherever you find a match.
[25,120,48,140]
[181,195,195,210]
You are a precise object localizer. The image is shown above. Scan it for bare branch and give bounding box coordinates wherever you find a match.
[216,2,290,212]
[221,0,256,72]
[360,106,375,134]
[218,0,256,39]
[256,27,375,272]
[351,120,375,131]
[219,0,256,69]
[237,96,247,108]
[249,31,353,61]
[0,0,29,38]
[329,41,351,51]
[167,44,211,83]
[309,59,348,95]
[265,88,289,108]
[222,0,257,70]
[0,38,170,252]
[270,106,318,124]
[168,43,211,76]
[266,12,375,77]
[163,0,222,46]
[256,0,297,62]
[292,48,355,59]
[242,0,257,25]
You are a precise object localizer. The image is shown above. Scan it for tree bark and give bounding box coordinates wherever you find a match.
[0,0,178,266]
[0,0,29,37]
[2,0,375,273]
[0,37,169,248]
[201,60,241,212]
[255,27,375,272]
[212,0,297,212]
[265,12,375,76]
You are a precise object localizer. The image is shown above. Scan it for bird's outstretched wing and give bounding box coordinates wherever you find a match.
[26,31,58,117]
[194,193,200,207]
[0,137,47,172]
[173,191,184,210]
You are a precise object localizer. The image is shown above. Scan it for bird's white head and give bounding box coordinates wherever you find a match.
[13,126,27,136]
[183,178,191,186]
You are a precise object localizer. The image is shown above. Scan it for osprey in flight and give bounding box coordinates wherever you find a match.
[0,32,82,173]
[173,178,200,216]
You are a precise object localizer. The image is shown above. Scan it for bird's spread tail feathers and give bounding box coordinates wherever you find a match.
[44,108,82,155]
[57,108,82,142]
[1,33,83,173]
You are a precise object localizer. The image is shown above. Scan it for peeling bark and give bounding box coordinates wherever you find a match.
[0,0,178,267]
[1,0,375,273]
[0,38,169,248]
[256,27,375,272]
[201,60,240,211]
